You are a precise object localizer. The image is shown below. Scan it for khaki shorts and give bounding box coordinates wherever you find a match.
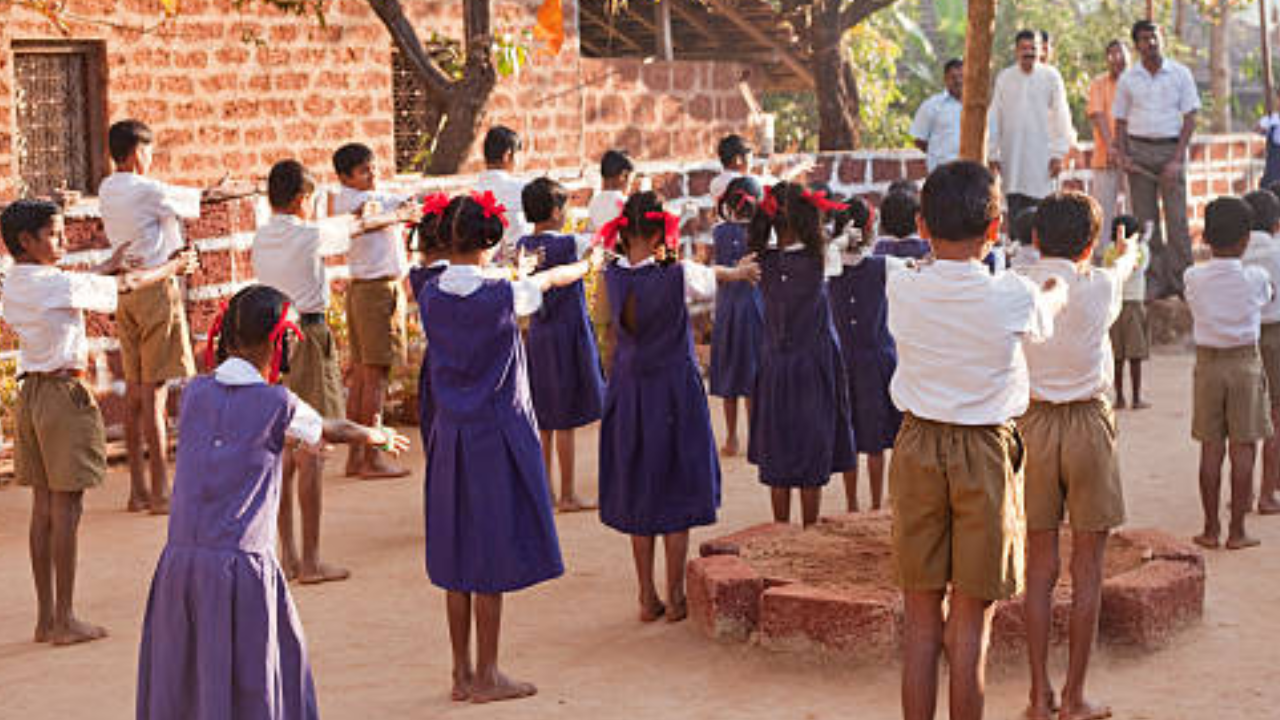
[15,375,107,492]
[889,413,1026,602]
[117,278,196,384]
[1020,398,1125,532]
[284,319,345,419]
[1261,323,1280,410]
[1192,345,1274,443]
[346,278,407,368]
[1109,300,1149,362]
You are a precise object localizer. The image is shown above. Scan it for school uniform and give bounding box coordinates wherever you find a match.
[598,258,721,535]
[137,359,323,720]
[888,259,1067,601]
[871,235,931,261]
[1243,230,1280,408]
[708,222,763,399]
[99,172,201,384]
[420,265,563,593]
[587,190,627,232]
[1184,258,1275,443]
[332,185,411,369]
[1018,250,1137,533]
[252,213,352,419]
[748,246,857,487]
[409,260,449,444]
[1106,239,1151,361]
[2,264,114,492]
[515,233,605,430]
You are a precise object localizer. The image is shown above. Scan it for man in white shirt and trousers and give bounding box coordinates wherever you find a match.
[910,58,965,172]
[988,30,1075,225]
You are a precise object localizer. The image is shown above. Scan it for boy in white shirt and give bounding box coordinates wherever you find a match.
[1242,189,1280,514]
[1017,192,1138,720]
[474,125,531,260]
[2,200,196,646]
[587,149,632,232]
[1106,215,1152,409]
[1184,196,1274,550]
[887,161,1067,720]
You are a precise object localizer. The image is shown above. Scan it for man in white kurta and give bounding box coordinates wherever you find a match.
[989,31,1075,223]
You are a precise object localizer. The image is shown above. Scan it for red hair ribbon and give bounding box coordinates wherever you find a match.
[203,300,230,372]
[644,211,681,250]
[760,187,779,218]
[267,302,304,384]
[802,189,849,213]
[734,191,758,213]
[421,192,450,218]
[594,214,629,251]
[472,190,509,228]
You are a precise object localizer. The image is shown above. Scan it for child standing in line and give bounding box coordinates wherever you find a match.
[888,162,1067,720]
[1106,214,1152,410]
[709,176,765,457]
[517,178,606,512]
[421,192,600,703]
[872,189,931,260]
[1185,197,1274,550]
[408,194,460,448]
[1242,189,1280,514]
[587,150,635,376]
[3,200,197,646]
[137,285,407,720]
[747,181,857,526]
[598,192,754,622]
[474,126,531,258]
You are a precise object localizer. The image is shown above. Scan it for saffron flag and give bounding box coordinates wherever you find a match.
[534,0,565,55]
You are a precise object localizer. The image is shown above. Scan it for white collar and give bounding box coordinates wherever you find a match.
[1206,256,1244,268]
[428,259,450,269]
[214,357,267,386]
[615,255,657,269]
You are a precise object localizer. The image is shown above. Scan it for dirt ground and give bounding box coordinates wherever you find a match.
[2,348,1278,719]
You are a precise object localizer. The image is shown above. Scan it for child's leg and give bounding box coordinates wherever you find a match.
[539,430,555,501]
[1260,409,1280,513]
[1060,530,1111,720]
[1023,529,1061,720]
[123,387,148,511]
[722,398,740,456]
[1195,440,1225,548]
[278,450,301,579]
[297,450,349,584]
[842,463,860,512]
[556,430,589,511]
[902,589,945,720]
[140,383,172,514]
[630,535,664,621]
[867,452,886,510]
[800,487,822,527]
[944,590,995,720]
[1130,361,1149,409]
[357,365,407,478]
[769,487,792,523]
[1226,441,1261,549]
[446,591,473,701]
[344,374,367,476]
[471,593,537,704]
[662,531,691,622]
[1112,360,1126,408]
[30,487,54,642]
[49,490,106,645]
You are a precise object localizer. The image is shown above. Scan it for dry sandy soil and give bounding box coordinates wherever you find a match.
[1,348,1278,719]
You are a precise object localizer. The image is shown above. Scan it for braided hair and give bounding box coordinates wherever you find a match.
[214,284,290,365]
[747,181,827,258]
[615,191,674,263]
[716,175,763,223]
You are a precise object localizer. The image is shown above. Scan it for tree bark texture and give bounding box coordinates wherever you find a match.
[1209,0,1232,132]
[958,0,996,161]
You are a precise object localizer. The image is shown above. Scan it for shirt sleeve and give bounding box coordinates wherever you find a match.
[884,256,911,274]
[1250,265,1275,307]
[63,272,119,313]
[314,216,353,257]
[575,234,593,259]
[1003,273,1065,342]
[1086,78,1105,117]
[682,261,718,304]
[511,277,544,317]
[987,76,1004,162]
[1048,70,1074,157]
[909,97,934,141]
[1177,65,1202,114]
[158,182,203,220]
[1112,75,1131,121]
[286,395,324,446]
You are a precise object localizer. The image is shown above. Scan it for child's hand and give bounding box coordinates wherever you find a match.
[367,426,410,456]
[516,248,540,278]
[397,203,424,224]
[175,249,201,277]
[358,200,381,218]
[587,245,606,271]
[736,252,762,283]
[1041,277,1061,293]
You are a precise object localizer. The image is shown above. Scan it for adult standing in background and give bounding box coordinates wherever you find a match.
[1113,19,1200,299]
[989,30,1075,222]
[1088,40,1131,252]
[910,59,964,172]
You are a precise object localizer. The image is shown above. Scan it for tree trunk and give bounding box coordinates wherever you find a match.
[1209,0,1232,132]
[813,15,860,150]
[958,0,997,161]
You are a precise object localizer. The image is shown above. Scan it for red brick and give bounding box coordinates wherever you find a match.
[837,157,867,185]
[689,95,713,122]
[872,158,903,183]
[672,64,698,91]
[642,63,671,92]
[906,158,928,180]
[759,584,900,659]
[687,555,764,642]
[700,522,799,557]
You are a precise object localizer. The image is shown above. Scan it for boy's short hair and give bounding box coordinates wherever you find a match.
[601,149,634,180]
[522,177,568,224]
[717,134,752,166]
[1033,192,1101,260]
[1111,214,1141,243]
[886,179,920,198]
[920,161,1001,242]
[879,190,921,238]
[267,160,316,211]
[1203,196,1254,250]
[1011,206,1038,245]
[1,199,60,258]
[332,143,374,178]
[483,126,521,165]
[1244,189,1280,232]
[108,119,154,163]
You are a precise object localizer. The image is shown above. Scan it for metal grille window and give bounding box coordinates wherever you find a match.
[392,50,432,174]
[12,41,106,198]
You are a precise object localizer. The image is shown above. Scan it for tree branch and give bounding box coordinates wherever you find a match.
[839,0,896,29]
[365,0,456,96]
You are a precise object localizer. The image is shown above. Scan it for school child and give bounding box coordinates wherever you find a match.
[517,177,606,512]
[710,134,753,200]
[1017,192,1138,720]
[598,192,753,622]
[887,161,1067,720]
[1007,205,1042,270]
[99,119,206,515]
[587,149,634,375]
[329,142,421,480]
[1185,197,1275,550]
[475,125,531,257]
[872,189,931,260]
[829,196,906,512]
[136,284,407,720]
[708,176,765,457]
[2,200,197,646]
[1242,189,1280,514]
[408,193,460,447]
[1106,215,1152,409]
[746,181,857,526]
[421,192,600,703]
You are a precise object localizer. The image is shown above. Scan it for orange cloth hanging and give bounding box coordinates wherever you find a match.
[533,0,566,55]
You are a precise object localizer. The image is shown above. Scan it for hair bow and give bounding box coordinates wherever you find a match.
[472,190,509,228]
[760,187,779,218]
[421,193,450,218]
[266,302,304,384]
[734,191,759,213]
[802,189,849,213]
[594,214,629,251]
[644,211,681,250]
[203,300,230,372]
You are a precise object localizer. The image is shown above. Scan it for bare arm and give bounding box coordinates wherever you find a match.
[319,418,410,451]
[713,252,760,283]
[115,250,200,292]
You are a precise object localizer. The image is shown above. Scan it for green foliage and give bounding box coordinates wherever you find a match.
[762,91,819,153]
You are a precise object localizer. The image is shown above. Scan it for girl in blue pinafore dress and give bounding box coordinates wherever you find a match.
[708,176,765,457]
[421,191,598,704]
[408,195,463,446]
[827,197,906,513]
[746,181,857,527]
[137,285,405,720]
[515,178,605,513]
[598,192,750,622]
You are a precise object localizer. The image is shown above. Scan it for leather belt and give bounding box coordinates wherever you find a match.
[18,368,85,382]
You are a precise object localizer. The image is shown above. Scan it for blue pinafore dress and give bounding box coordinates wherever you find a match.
[709,222,764,399]
[828,255,902,453]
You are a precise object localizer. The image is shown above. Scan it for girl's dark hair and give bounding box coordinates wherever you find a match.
[716,175,762,222]
[616,191,671,261]
[880,190,920,238]
[452,195,507,253]
[409,195,465,255]
[747,181,826,257]
[216,284,289,364]
[836,195,872,238]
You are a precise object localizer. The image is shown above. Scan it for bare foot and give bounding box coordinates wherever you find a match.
[280,555,301,582]
[50,618,108,646]
[1059,700,1112,720]
[1192,533,1220,550]
[1258,497,1280,515]
[1131,400,1151,410]
[451,669,474,702]
[148,496,170,516]
[666,596,688,623]
[556,496,597,513]
[127,492,150,513]
[470,671,537,704]
[34,619,54,643]
[639,597,666,623]
[720,439,740,457]
[359,455,410,480]
[1226,534,1261,550]
[1022,707,1055,720]
[1113,397,1127,410]
[298,563,351,585]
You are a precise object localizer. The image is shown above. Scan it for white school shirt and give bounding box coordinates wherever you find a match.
[1243,231,1280,324]
[213,357,323,446]
[99,172,202,270]
[1,263,117,373]
[1106,240,1150,301]
[1112,58,1200,139]
[910,91,963,171]
[1184,258,1273,347]
[887,259,1068,425]
[587,190,628,232]
[331,186,409,280]
[987,64,1075,199]
[613,256,717,305]
[474,169,532,259]
[437,263,544,317]
[1260,114,1280,146]
[251,214,352,314]
[1018,249,1137,403]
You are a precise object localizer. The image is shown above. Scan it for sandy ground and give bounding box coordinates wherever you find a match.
[2,348,1279,720]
